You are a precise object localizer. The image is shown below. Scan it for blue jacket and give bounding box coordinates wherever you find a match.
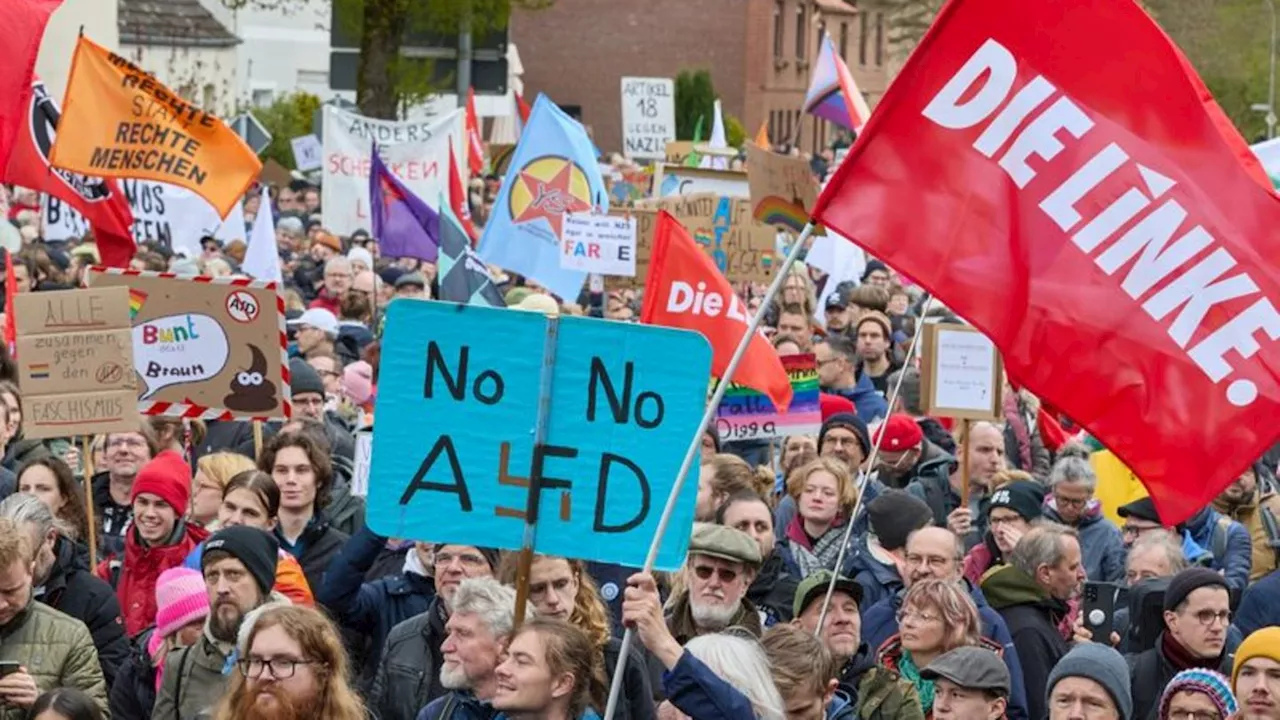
[860,580,1030,720]
[824,374,888,424]
[317,525,437,685]
[1235,568,1280,637]
[662,650,759,719]
[826,690,856,720]
[417,691,496,720]
[1183,506,1253,595]
[1043,501,1126,583]
[847,536,903,611]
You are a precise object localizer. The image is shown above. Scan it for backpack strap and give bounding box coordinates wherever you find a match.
[1212,515,1232,564]
[173,644,194,720]
[439,693,458,720]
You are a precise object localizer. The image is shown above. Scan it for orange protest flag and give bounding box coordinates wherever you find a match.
[48,36,261,217]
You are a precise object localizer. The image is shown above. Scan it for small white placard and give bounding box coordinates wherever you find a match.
[291,134,324,172]
[558,214,637,276]
[352,431,372,498]
[933,328,998,412]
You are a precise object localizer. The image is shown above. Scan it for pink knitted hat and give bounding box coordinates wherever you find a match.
[342,361,374,404]
[153,567,209,641]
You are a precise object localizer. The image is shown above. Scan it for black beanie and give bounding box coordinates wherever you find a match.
[867,489,934,550]
[204,526,280,596]
[290,358,325,397]
[988,480,1045,522]
[1163,567,1230,612]
[434,543,502,572]
[819,412,870,456]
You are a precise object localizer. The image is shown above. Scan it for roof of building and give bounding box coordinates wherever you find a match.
[119,0,241,48]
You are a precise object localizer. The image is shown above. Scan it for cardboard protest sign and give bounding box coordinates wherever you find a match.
[746,143,818,232]
[43,179,246,257]
[48,37,261,218]
[921,323,1004,420]
[664,141,695,165]
[654,164,749,198]
[322,106,465,236]
[85,268,290,421]
[559,214,636,276]
[714,353,821,442]
[14,287,139,439]
[620,77,676,160]
[606,194,777,289]
[367,300,712,570]
[607,166,653,205]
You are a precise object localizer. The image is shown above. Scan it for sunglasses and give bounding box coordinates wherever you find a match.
[692,564,739,584]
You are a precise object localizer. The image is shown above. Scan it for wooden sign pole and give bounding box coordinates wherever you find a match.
[82,436,98,563]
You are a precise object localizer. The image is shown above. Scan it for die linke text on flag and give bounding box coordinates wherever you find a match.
[641,211,793,413]
[811,0,1280,525]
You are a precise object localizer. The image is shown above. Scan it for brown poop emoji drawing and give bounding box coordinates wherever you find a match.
[223,344,278,412]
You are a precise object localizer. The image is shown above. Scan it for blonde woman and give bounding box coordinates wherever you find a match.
[876,579,1003,717]
[779,457,858,577]
[189,452,257,529]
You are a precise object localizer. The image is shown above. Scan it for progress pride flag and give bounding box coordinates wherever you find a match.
[813,0,1280,524]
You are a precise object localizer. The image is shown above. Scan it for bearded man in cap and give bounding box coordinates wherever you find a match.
[154,525,280,719]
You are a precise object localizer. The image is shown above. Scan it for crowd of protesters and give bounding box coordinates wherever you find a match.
[0,139,1278,720]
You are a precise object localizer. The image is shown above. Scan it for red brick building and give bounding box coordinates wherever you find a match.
[511,0,892,156]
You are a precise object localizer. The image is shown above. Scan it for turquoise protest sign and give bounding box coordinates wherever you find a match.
[367,300,712,570]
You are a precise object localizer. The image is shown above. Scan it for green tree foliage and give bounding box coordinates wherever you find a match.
[250,92,324,169]
[725,113,746,148]
[675,69,716,140]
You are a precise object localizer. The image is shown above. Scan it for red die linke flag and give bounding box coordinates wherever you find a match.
[811,0,1280,525]
[2,80,136,267]
[641,211,793,412]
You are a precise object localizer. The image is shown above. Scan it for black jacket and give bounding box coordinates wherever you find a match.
[603,635,656,720]
[371,598,449,720]
[981,565,1070,720]
[108,627,156,720]
[2,437,50,473]
[90,471,132,560]
[748,549,799,625]
[38,535,130,687]
[275,513,349,596]
[1127,633,1232,720]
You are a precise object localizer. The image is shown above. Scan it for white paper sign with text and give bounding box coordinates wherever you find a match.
[621,77,675,160]
[559,214,637,276]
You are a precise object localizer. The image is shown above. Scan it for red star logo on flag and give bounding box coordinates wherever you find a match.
[512,163,590,237]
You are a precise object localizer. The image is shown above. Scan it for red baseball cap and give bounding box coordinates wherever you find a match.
[874,414,924,452]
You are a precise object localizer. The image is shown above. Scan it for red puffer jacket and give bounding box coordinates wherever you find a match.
[98,521,210,637]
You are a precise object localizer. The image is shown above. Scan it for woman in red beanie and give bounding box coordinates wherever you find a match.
[97,449,210,637]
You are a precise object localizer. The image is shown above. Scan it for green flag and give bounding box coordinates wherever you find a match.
[684,114,705,167]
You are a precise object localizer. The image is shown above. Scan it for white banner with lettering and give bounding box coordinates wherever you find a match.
[321,106,466,237]
[42,179,246,258]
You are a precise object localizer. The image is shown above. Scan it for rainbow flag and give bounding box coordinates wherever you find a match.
[714,354,821,442]
[27,363,50,380]
[803,34,873,133]
[128,288,148,319]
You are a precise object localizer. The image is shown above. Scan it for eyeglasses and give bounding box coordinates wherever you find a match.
[1167,709,1222,720]
[238,657,318,679]
[1186,608,1232,627]
[1054,495,1090,509]
[1122,523,1161,538]
[107,437,147,449]
[895,609,941,625]
[692,564,739,584]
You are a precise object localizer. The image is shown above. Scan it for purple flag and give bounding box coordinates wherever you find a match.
[369,146,440,262]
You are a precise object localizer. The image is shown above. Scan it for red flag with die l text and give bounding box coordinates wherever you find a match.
[812,0,1280,524]
[641,211,793,412]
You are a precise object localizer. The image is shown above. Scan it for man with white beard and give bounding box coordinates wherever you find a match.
[414,578,527,720]
[665,523,763,642]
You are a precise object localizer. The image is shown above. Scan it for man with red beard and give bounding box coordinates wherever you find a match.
[154,525,280,719]
[214,605,366,720]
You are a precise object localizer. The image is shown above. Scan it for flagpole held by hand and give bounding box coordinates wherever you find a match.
[602,220,818,720]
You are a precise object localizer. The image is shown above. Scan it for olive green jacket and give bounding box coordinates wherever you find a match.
[0,601,107,720]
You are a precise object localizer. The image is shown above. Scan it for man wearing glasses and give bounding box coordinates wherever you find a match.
[663,523,763,647]
[1127,568,1234,720]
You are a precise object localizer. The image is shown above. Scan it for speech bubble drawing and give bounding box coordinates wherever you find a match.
[132,313,230,399]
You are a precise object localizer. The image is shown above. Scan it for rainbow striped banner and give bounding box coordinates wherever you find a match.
[714,354,821,442]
